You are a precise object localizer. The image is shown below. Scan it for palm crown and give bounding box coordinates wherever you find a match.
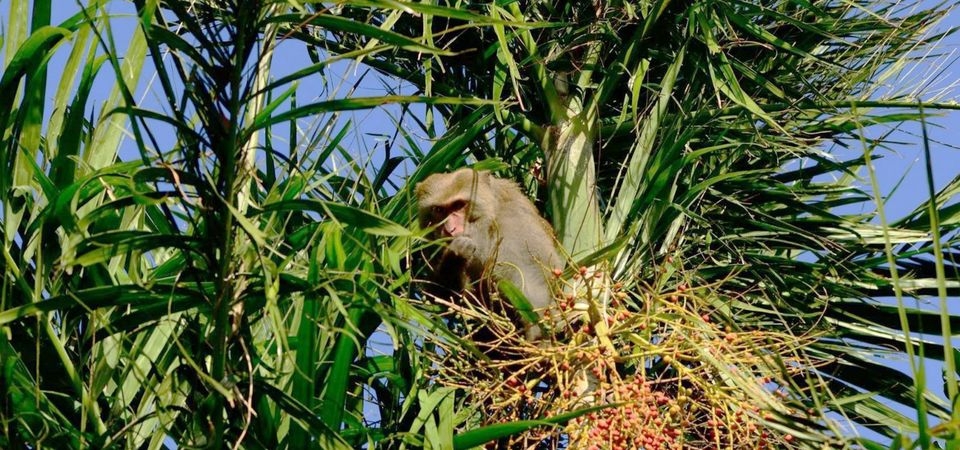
[0,0,958,448]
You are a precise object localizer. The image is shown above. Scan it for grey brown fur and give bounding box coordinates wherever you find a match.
[416,168,564,340]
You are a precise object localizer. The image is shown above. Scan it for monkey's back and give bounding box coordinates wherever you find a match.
[487,178,563,291]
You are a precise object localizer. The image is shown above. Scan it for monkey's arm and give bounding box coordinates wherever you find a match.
[432,225,493,289]
[443,234,490,278]
[431,249,471,292]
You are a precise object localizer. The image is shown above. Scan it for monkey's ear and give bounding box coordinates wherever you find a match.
[414,180,429,199]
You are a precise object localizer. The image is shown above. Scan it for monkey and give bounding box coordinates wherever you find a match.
[415,168,565,341]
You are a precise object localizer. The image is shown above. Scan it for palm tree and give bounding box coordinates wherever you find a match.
[318,0,960,446]
[1,0,958,448]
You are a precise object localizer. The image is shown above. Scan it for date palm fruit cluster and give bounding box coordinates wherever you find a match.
[425,265,828,448]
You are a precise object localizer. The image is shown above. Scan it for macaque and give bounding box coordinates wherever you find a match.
[415,168,564,340]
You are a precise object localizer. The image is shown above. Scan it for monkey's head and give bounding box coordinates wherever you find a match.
[415,168,497,237]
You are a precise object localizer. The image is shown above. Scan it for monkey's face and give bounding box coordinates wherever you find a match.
[426,199,468,237]
[416,169,494,239]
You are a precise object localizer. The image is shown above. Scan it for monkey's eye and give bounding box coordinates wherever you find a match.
[449,199,467,211]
